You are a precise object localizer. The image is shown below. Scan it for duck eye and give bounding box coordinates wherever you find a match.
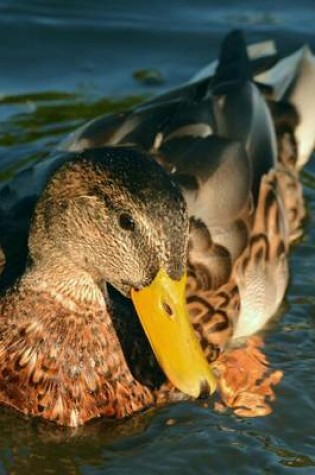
[119,213,135,231]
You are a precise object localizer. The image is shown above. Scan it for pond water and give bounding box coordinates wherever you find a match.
[0,1,314,473]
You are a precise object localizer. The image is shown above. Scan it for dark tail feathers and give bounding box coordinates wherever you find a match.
[212,30,252,94]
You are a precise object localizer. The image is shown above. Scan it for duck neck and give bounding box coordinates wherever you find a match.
[22,251,106,312]
[1,251,156,425]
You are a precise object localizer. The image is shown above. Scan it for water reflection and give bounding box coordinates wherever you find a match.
[0,398,313,474]
[0,406,156,474]
[0,92,146,181]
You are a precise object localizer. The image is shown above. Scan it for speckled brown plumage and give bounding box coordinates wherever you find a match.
[0,282,154,426]
[186,268,238,363]
[184,167,291,415]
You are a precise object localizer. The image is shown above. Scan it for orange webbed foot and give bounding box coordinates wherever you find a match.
[213,336,283,417]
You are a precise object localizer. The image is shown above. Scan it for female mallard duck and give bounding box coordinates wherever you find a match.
[0,147,216,427]
[0,30,314,425]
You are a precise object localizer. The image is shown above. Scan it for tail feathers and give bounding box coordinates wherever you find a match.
[212,30,252,94]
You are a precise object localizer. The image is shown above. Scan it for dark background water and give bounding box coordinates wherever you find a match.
[0,1,314,474]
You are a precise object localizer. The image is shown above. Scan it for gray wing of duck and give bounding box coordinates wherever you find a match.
[256,45,315,169]
[210,30,277,201]
[62,31,315,174]
[62,30,277,200]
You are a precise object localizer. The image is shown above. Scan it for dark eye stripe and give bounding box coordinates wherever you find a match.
[119,213,135,231]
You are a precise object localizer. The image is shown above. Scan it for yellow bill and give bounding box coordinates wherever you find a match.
[131,269,216,398]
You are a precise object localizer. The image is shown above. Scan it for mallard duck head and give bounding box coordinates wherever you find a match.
[29,147,216,398]
[31,147,188,295]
